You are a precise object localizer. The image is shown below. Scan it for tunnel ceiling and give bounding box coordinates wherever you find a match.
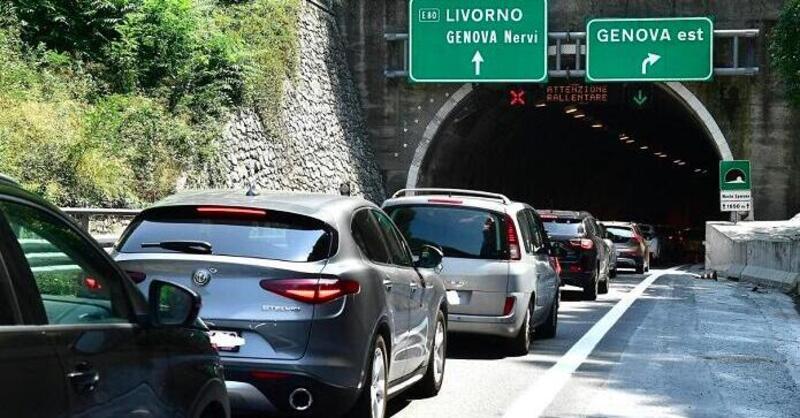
[419,83,725,227]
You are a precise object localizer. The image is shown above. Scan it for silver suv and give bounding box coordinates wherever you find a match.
[383,189,560,354]
[112,190,448,418]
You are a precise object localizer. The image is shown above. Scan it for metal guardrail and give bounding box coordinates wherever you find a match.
[61,208,141,232]
[384,29,760,78]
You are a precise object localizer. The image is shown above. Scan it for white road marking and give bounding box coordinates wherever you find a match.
[503,268,675,418]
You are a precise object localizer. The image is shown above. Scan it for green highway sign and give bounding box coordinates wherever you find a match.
[720,160,752,212]
[586,17,714,82]
[720,160,751,191]
[409,0,548,83]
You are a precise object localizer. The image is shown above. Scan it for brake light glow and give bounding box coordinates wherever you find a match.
[503,296,516,316]
[568,265,583,273]
[504,215,521,261]
[569,238,594,250]
[260,278,360,304]
[84,277,102,291]
[125,271,147,284]
[427,198,463,205]
[196,207,266,217]
[250,371,291,380]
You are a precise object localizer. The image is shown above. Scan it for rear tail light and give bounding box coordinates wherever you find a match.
[125,271,147,284]
[504,215,521,261]
[250,370,291,381]
[549,257,562,275]
[569,238,594,250]
[503,296,516,316]
[260,278,360,304]
[568,265,583,273]
[427,198,463,205]
[83,277,102,291]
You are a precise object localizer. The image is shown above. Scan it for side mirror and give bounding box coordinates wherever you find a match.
[415,244,444,269]
[148,280,201,327]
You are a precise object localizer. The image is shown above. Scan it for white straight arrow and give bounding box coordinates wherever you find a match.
[472,50,484,76]
[641,52,662,75]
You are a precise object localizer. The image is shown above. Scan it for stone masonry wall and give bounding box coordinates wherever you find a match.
[218,1,385,203]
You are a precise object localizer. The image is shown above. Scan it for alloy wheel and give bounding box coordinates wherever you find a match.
[371,347,387,418]
[433,319,446,385]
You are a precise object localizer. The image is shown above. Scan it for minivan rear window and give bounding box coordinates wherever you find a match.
[542,219,585,237]
[117,206,335,262]
[386,206,506,260]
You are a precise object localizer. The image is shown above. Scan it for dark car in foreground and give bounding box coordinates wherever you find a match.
[538,210,610,300]
[0,175,229,418]
[112,190,448,418]
[601,222,650,274]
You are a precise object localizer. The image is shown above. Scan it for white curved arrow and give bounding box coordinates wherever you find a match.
[641,53,661,75]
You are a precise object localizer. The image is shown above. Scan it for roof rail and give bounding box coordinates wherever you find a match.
[391,188,512,205]
[0,174,20,186]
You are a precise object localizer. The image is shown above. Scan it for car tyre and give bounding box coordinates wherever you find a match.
[583,269,598,301]
[414,310,447,397]
[535,296,558,339]
[350,335,388,418]
[598,276,609,294]
[509,304,532,355]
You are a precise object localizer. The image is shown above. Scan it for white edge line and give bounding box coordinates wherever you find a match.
[503,268,675,418]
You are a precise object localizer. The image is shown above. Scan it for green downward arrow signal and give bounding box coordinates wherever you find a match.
[633,90,648,107]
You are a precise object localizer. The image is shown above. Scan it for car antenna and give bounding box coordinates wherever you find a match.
[246,183,259,197]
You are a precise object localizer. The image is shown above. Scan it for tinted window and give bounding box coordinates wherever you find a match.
[351,209,391,264]
[517,212,534,254]
[387,206,505,260]
[542,219,585,237]
[372,210,413,267]
[605,226,635,243]
[527,211,546,250]
[0,201,130,325]
[119,207,334,262]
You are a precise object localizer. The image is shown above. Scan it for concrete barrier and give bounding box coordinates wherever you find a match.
[706,215,800,293]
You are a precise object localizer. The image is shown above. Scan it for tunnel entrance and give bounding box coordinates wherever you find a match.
[415,82,727,228]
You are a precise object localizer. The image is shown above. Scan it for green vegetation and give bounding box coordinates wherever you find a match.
[0,0,300,207]
[772,0,800,107]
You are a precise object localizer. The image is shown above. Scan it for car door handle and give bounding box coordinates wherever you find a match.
[68,363,99,394]
[410,281,420,292]
[383,279,393,292]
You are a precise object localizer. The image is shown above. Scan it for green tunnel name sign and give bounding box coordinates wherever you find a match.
[586,17,714,82]
[409,0,548,83]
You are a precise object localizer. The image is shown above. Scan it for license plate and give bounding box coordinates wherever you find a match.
[209,330,245,352]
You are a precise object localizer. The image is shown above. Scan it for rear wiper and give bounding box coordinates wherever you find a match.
[141,240,213,255]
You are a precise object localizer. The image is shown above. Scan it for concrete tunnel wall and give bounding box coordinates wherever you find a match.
[337,0,800,220]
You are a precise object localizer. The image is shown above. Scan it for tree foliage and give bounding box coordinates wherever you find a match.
[0,0,300,207]
[771,0,800,106]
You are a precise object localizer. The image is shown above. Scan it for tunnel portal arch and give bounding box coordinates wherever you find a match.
[406,82,733,190]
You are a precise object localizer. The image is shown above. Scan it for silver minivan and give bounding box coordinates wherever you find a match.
[383,189,560,354]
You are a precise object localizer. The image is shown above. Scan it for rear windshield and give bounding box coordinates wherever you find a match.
[386,205,506,260]
[118,206,335,262]
[606,226,635,243]
[542,219,585,236]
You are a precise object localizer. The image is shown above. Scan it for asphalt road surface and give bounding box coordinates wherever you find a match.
[389,267,800,418]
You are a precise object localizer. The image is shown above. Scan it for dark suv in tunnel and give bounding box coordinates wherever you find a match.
[537,210,610,300]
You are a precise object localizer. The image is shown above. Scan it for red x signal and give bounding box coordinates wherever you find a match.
[509,89,526,106]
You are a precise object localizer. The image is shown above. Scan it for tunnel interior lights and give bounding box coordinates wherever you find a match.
[619,135,630,141]
[660,154,668,158]
[640,146,649,150]
[694,168,702,173]
[678,162,687,166]
[625,139,635,144]
[573,113,586,119]
[591,123,604,128]
[565,106,578,114]
[535,102,547,108]
[673,160,682,164]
